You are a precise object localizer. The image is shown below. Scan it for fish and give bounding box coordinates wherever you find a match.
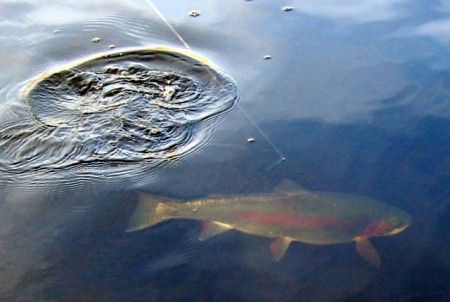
[127,179,411,266]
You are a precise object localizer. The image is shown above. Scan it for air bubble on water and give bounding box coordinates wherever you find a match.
[189,11,201,17]
[263,55,272,60]
[247,137,255,143]
[108,44,116,49]
[91,37,101,43]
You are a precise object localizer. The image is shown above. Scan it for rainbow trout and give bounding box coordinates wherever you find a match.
[128,180,411,265]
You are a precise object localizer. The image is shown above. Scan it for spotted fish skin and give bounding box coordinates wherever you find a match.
[128,180,411,265]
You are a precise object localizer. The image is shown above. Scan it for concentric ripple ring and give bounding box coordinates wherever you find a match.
[0,46,239,171]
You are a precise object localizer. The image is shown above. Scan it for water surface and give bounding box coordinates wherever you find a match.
[0,0,449,301]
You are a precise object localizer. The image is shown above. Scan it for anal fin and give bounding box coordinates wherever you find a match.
[355,237,381,266]
[270,237,292,261]
[199,221,232,241]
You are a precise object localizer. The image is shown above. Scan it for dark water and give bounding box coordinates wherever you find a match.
[0,0,449,301]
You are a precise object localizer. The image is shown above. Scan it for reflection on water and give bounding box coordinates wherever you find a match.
[0,0,449,301]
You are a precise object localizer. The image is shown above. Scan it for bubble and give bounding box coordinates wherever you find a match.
[247,137,255,143]
[189,11,201,17]
[91,37,101,43]
[0,47,239,172]
[263,55,272,60]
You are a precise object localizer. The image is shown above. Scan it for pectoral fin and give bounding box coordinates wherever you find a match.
[199,221,232,241]
[270,237,292,261]
[355,237,381,266]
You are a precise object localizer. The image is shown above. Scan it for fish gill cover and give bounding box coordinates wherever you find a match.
[0,47,239,172]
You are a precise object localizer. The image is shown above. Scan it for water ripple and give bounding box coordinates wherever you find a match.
[0,46,239,178]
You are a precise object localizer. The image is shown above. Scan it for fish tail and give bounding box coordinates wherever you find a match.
[126,193,176,232]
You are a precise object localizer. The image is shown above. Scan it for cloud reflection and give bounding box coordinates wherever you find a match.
[293,0,407,22]
[0,0,147,26]
[414,18,450,42]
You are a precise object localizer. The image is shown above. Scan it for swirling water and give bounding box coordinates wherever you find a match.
[0,48,238,171]
[0,1,449,301]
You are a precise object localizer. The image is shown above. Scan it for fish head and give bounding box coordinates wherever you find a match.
[383,207,412,236]
[359,207,411,238]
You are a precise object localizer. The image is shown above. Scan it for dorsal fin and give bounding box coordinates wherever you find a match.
[208,194,227,199]
[274,179,307,195]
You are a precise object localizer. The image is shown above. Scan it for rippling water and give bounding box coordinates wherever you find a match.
[0,0,449,301]
[0,47,238,171]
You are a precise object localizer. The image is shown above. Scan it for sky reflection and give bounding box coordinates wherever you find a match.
[292,0,408,22]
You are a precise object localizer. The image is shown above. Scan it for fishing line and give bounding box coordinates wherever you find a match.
[145,0,286,161]
[145,0,191,50]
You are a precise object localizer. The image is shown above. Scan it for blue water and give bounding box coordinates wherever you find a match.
[0,0,449,301]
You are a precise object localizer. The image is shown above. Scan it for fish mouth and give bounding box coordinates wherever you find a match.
[387,224,408,235]
[387,216,411,236]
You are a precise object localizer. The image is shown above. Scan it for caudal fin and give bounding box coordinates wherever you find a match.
[126,193,174,232]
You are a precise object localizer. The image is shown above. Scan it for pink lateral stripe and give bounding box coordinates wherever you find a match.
[360,221,393,237]
[238,211,352,228]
